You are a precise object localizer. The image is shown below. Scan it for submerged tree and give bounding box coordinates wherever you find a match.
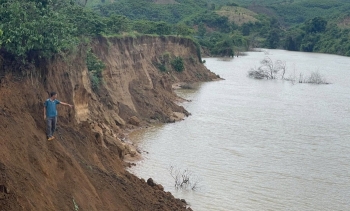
[249,58,329,85]
[248,57,286,79]
[169,166,200,191]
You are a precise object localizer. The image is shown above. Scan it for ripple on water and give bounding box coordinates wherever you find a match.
[129,50,350,211]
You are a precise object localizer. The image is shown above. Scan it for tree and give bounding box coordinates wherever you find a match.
[266,29,280,49]
[305,17,327,33]
[0,0,77,59]
[248,57,286,79]
[106,15,130,34]
[300,33,320,52]
[213,36,234,57]
[210,3,216,10]
[175,23,193,37]
[132,20,172,35]
[285,36,297,51]
[197,22,206,37]
[241,23,251,36]
[154,21,172,35]
[169,166,200,191]
[65,6,107,36]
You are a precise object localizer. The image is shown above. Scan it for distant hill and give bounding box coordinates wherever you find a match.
[86,0,109,7]
[210,0,350,26]
[216,6,258,26]
[95,0,209,23]
[153,0,177,4]
[84,0,350,57]
[337,16,350,29]
[88,0,350,26]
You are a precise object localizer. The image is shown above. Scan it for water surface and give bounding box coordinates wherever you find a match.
[129,50,350,211]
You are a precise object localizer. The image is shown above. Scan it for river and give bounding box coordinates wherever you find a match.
[128,49,350,211]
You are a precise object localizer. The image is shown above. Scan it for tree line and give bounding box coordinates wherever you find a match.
[0,0,349,62]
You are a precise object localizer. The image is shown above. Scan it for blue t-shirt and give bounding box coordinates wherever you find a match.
[44,99,61,117]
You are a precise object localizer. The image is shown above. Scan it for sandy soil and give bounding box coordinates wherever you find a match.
[0,36,218,211]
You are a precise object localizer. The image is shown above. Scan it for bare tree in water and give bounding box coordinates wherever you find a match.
[248,57,286,79]
[169,166,200,191]
[249,57,329,84]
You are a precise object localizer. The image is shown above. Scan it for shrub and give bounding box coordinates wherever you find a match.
[156,63,167,72]
[171,56,184,72]
[189,56,196,64]
[0,0,77,60]
[180,83,195,89]
[193,40,202,62]
[305,71,328,84]
[162,52,171,63]
[226,3,239,7]
[86,51,105,90]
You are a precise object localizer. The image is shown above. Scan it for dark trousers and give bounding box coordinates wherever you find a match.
[46,116,57,138]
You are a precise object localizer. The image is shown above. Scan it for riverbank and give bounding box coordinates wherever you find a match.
[0,36,218,210]
[122,80,206,165]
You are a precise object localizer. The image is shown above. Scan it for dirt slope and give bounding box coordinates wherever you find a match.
[0,36,217,210]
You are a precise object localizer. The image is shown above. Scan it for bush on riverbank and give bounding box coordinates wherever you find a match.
[171,57,185,72]
[86,50,105,90]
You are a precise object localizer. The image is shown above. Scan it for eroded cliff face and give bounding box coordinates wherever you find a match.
[88,36,217,124]
[0,36,217,211]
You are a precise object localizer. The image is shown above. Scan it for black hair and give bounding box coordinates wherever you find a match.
[50,92,57,97]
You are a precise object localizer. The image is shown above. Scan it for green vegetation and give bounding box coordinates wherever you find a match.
[0,29,2,45]
[0,0,78,60]
[282,17,350,56]
[155,52,169,72]
[131,20,172,35]
[96,0,208,24]
[216,6,258,26]
[0,0,349,68]
[155,53,186,72]
[86,50,105,90]
[93,0,255,55]
[270,0,350,26]
[171,57,185,72]
[0,0,132,61]
[156,63,167,72]
[209,0,350,56]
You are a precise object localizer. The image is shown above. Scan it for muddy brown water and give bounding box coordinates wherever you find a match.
[129,49,350,211]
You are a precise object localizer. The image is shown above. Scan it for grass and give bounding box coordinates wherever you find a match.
[153,0,178,4]
[216,6,258,25]
[337,16,350,29]
[85,0,110,7]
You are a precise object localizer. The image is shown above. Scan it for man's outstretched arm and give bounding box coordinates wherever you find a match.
[60,102,73,108]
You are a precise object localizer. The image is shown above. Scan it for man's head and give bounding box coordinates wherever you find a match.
[50,92,57,99]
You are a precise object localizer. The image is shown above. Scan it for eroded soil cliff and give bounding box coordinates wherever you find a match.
[0,36,217,211]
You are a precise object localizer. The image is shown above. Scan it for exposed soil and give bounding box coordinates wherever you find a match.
[0,36,217,210]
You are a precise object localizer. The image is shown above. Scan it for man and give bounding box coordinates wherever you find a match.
[44,92,73,141]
